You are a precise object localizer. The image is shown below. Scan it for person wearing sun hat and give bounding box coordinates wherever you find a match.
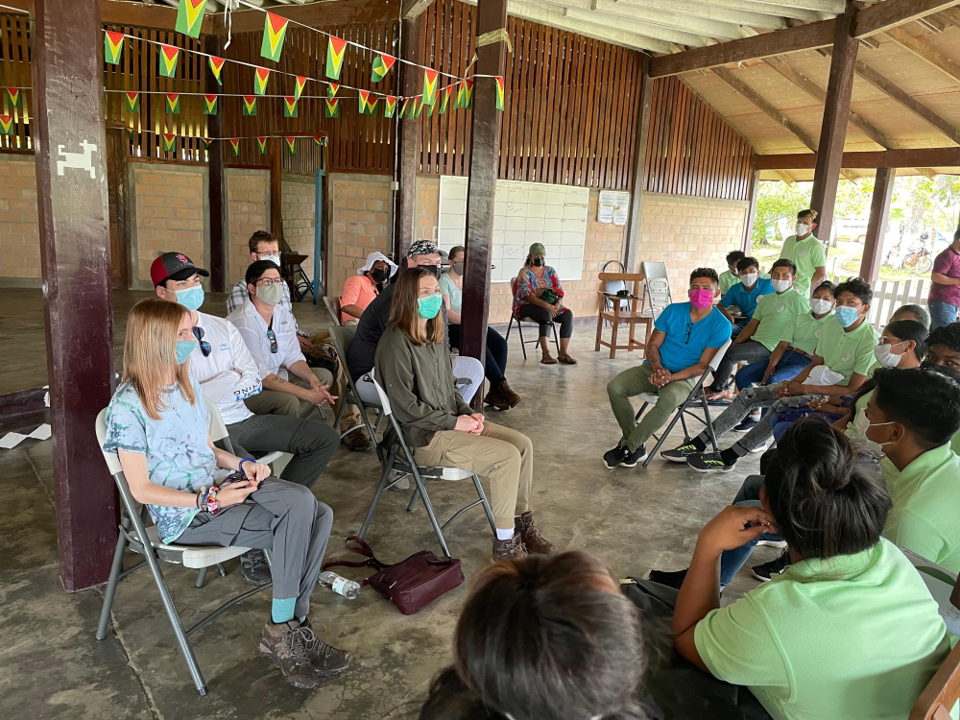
[340,252,398,325]
[513,243,577,365]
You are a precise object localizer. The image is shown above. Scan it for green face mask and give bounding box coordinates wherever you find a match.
[257,283,285,307]
[417,294,443,320]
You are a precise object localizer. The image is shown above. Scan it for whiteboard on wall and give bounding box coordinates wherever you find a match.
[437,176,589,283]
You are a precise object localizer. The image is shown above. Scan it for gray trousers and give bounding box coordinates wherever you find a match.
[177,479,332,617]
[710,340,771,392]
[227,413,338,489]
[696,383,827,451]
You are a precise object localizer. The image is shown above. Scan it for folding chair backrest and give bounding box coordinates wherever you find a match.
[203,396,230,444]
[646,277,672,316]
[96,407,123,476]
[323,296,342,327]
[642,261,668,281]
[328,324,356,378]
[370,373,393,417]
[707,338,734,373]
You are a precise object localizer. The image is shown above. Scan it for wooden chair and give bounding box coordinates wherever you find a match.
[594,272,649,359]
[910,572,960,719]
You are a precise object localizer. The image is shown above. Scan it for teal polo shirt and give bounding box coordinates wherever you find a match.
[719,277,775,319]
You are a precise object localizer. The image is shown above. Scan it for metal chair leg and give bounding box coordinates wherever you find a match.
[643,405,686,468]
[516,317,527,359]
[410,468,451,558]
[407,487,420,513]
[217,562,227,577]
[195,567,207,589]
[96,528,129,641]
[472,473,497,533]
[701,394,720,453]
[359,445,398,538]
[552,320,561,356]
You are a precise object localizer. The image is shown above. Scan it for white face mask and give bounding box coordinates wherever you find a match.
[810,298,833,316]
[772,279,793,293]
[739,272,758,288]
[873,340,907,368]
[796,223,810,237]
[259,253,281,266]
[855,412,896,457]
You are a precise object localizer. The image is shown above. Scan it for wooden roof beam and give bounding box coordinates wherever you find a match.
[614,0,787,31]
[560,7,715,46]
[0,0,218,32]
[854,0,960,38]
[775,169,798,185]
[748,0,845,15]
[211,0,400,33]
[588,0,747,40]
[884,26,960,84]
[401,0,435,20]
[698,0,823,23]
[755,146,960,169]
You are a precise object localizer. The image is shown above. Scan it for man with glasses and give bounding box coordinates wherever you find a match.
[152,252,338,585]
[604,268,732,469]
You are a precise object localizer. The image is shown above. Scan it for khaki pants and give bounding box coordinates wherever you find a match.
[413,421,533,530]
[306,331,362,428]
[245,367,334,420]
[607,363,696,452]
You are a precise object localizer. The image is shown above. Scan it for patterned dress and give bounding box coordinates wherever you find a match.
[513,265,565,318]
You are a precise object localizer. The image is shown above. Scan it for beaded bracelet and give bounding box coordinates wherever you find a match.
[238,457,256,477]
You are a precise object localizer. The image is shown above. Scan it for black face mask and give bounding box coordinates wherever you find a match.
[370,268,388,283]
[532,257,545,267]
[922,362,960,384]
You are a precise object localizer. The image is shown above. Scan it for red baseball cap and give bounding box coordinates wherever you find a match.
[150,252,209,287]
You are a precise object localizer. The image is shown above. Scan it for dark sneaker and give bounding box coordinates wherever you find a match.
[620,444,648,468]
[515,511,556,555]
[258,620,319,689]
[687,451,735,473]
[492,533,528,562]
[647,568,687,590]
[241,549,272,586]
[340,426,372,452]
[752,551,792,582]
[733,416,759,433]
[661,442,700,463]
[603,444,627,470]
[299,619,351,677]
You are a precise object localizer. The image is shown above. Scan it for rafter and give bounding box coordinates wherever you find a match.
[588,0,747,40]
[749,0,845,14]
[775,170,798,185]
[615,0,787,31]
[562,7,715,46]
[855,0,960,38]
[697,0,823,23]
[755,146,960,170]
[884,26,960,84]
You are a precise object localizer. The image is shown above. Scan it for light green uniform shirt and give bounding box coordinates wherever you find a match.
[782,311,833,357]
[439,272,462,315]
[814,316,879,386]
[719,270,738,295]
[779,234,827,298]
[751,288,810,352]
[695,538,951,720]
[883,444,960,574]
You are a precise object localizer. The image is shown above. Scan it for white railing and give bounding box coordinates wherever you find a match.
[828,274,930,331]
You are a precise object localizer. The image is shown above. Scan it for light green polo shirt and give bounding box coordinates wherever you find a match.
[695,538,951,720]
[751,288,810,352]
[780,234,826,298]
[883,445,960,574]
[814,316,879,386]
[719,269,738,295]
[782,311,833,357]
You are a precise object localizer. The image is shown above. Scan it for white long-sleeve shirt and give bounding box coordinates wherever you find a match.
[226,300,306,382]
[190,311,262,425]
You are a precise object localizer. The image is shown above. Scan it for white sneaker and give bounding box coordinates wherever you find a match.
[757,539,787,549]
[749,438,772,454]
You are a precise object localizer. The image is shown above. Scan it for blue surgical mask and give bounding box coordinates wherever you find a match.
[835,305,860,328]
[417,294,443,320]
[174,285,205,312]
[176,339,197,364]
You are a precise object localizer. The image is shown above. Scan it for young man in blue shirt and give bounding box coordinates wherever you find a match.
[717,256,775,337]
[605,268,732,469]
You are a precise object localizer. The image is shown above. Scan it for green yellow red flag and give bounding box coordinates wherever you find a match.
[124,91,140,112]
[104,31,124,65]
[162,133,176,152]
[260,12,289,63]
[159,44,180,78]
[294,76,308,101]
[439,85,453,114]
[243,95,257,116]
[455,79,473,109]
[0,114,14,135]
[325,36,347,80]
[327,83,339,100]
[6,87,23,110]
[125,122,136,141]
[370,52,396,83]
[257,136,268,154]
[284,96,298,118]
[165,93,180,114]
[285,136,296,154]
[208,56,225,85]
[230,138,241,156]
[384,95,398,118]
[495,76,504,111]
[202,94,217,115]
[201,137,212,150]
[254,67,271,96]
[324,98,339,118]
[399,98,410,119]
[175,0,206,39]
[422,68,439,106]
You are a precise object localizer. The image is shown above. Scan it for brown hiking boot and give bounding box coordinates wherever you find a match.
[492,533,528,562]
[484,380,522,410]
[515,511,556,555]
[340,424,372,452]
[299,618,352,677]
[258,620,319,689]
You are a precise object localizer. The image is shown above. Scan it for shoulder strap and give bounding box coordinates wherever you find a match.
[320,535,391,584]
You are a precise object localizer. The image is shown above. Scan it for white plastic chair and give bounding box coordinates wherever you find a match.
[632,338,733,467]
[640,261,673,322]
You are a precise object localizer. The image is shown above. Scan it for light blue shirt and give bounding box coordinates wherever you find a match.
[650,302,731,373]
[439,272,463,315]
[720,277,775,319]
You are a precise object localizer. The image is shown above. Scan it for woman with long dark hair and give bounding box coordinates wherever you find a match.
[513,243,577,365]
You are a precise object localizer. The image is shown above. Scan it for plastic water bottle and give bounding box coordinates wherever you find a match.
[318,571,361,599]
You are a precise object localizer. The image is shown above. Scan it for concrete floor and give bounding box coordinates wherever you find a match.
[0,289,770,720]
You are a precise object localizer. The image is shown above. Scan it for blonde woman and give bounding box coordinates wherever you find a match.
[102,299,349,690]
[374,268,555,561]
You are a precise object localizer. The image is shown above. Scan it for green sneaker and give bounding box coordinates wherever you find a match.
[686,451,735,473]
[660,442,700,463]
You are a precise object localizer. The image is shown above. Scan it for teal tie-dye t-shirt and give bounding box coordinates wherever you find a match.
[102,378,217,543]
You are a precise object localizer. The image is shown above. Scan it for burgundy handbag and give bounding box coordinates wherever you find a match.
[322,536,464,615]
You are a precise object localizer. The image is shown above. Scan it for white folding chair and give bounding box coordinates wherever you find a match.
[322,296,342,327]
[328,323,384,442]
[94,405,273,696]
[632,338,733,467]
[204,396,285,468]
[357,374,496,558]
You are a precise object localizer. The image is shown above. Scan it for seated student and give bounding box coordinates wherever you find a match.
[441,245,521,411]
[227,231,370,451]
[374,267,554,561]
[894,302,931,329]
[779,208,826,299]
[513,243,577,365]
[418,551,645,720]
[708,259,804,400]
[340,252,396,325]
[670,276,878,472]
[718,250,745,295]
[921,322,960,454]
[716,255,774,337]
[665,418,952,720]
[152,252,338,584]
[228,261,337,419]
[348,239,484,407]
[605,268,731,469]
[102,299,349,690]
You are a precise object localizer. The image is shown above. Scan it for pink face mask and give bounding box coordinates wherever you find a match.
[689,288,714,309]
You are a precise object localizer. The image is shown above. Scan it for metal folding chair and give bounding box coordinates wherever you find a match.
[358,374,496,558]
[94,403,273,696]
[631,338,733,467]
[505,276,561,360]
[328,323,383,442]
[322,296,342,327]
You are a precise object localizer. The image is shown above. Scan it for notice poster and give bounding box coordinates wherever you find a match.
[598,190,630,226]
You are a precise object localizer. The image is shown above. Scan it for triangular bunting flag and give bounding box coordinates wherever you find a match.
[202,94,218,115]
[324,98,340,118]
[6,87,22,110]
[0,114,14,135]
[201,137,213,151]
[313,136,324,147]
[242,95,257,116]
[261,12,289,62]
[366,97,379,115]
[455,79,474,110]
[104,31,124,65]
[254,67,271,96]
[358,90,371,115]
[283,96,298,118]
[162,133,176,152]
[495,76,505,111]
[370,52,397,83]
[125,123,136,141]
[285,136,296,154]
[439,85,453,115]
[427,101,436,117]
[208,56,225,85]
[399,98,410,119]
[325,36,347,80]
[384,95,398,119]
[327,83,339,100]
[422,68,439,106]
[294,75,307,101]
[159,44,180,78]
[175,0,206,39]
[257,136,268,155]
[413,97,423,118]
[124,91,140,112]
[165,93,181,114]
[229,138,241,156]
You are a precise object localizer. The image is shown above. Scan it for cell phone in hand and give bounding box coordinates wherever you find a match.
[297,330,310,338]
[220,471,247,487]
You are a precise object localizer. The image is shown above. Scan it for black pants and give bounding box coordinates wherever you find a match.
[519,305,574,339]
[449,324,509,385]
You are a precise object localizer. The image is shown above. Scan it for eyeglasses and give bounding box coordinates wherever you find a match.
[683,322,693,344]
[257,278,285,286]
[266,328,278,354]
[192,327,211,357]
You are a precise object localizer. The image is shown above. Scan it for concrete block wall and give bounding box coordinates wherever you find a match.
[225,169,270,286]
[0,155,40,285]
[328,173,392,298]
[281,173,316,280]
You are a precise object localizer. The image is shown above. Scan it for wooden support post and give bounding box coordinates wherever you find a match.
[624,56,653,274]
[859,167,896,284]
[270,139,283,240]
[461,0,508,380]
[743,166,760,254]
[204,35,225,293]
[33,0,118,591]
[810,2,858,244]
[395,16,423,261]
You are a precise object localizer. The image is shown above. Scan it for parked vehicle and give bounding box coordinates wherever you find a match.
[884,231,935,274]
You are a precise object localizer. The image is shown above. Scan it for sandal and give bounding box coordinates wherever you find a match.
[540,353,558,365]
[558,354,578,366]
